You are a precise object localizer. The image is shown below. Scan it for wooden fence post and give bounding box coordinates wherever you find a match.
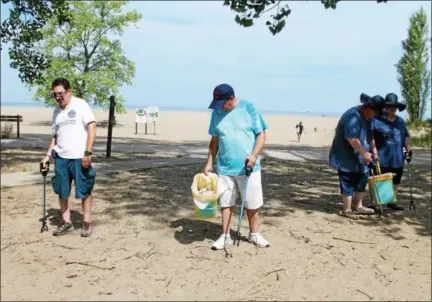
[106,96,116,157]
[16,115,20,138]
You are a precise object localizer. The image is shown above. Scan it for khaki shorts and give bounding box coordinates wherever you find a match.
[219,171,264,210]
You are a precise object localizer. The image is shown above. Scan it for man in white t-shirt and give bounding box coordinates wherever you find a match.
[40,77,97,237]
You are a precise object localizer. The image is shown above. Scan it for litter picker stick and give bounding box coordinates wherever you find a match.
[235,159,253,247]
[370,159,383,215]
[40,162,50,233]
[405,151,415,211]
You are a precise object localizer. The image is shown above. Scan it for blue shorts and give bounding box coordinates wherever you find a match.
[337,170,369,196]
[51,151,96,200]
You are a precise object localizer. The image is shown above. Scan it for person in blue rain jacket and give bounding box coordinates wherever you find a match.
[329,93,384,218]
[370,93,412,211]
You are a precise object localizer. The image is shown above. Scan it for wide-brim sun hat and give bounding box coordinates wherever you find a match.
[360,93,385,113]
[383,93,406,111]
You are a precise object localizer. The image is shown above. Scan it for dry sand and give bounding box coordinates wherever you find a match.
[1,156,431,301]
[1,106,431,301]
[1,106,339,146]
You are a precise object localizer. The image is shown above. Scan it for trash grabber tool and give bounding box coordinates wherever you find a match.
[235,159,253,246]
[405,151,415,211]
[369,158,383,215]
[40,161,50,233]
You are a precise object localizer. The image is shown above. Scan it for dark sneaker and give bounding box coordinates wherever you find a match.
[387,203,404,211]
[53,221,74,236]
[81,222,92,237]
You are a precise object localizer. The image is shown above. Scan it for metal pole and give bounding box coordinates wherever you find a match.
[106,95,116,157]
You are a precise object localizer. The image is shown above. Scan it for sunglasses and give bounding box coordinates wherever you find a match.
[52,91,66,98]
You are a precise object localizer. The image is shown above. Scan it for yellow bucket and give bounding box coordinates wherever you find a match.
[191,173,223,219]
[368,162,396,205]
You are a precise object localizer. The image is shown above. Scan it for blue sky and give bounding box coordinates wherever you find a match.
[1,0,431,116]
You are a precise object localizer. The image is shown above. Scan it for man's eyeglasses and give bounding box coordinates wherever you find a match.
[52,91,66,98]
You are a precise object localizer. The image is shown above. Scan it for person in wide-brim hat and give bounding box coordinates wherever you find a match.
[328,93,385,219]
[370,92,412,212]
[360,93,386,113]
[382,92,407,111]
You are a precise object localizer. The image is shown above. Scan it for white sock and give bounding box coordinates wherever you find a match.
[224,233,230,237]
[250,232,259,236]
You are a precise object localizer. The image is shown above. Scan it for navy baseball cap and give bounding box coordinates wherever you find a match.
[208,83,235,110]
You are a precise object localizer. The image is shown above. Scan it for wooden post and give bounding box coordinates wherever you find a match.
[145,123,147,135]
[153,121,156,135]
[135,122,138,134]
[16,115,20,138]
[106,95,116,157]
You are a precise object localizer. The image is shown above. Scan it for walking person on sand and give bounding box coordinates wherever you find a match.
[328,93,385,218]
[370,93,412,212]
[40,77,97,237]
[295,121,304,141]
[202,83,270,250]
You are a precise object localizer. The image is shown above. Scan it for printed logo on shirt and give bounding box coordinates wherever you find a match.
[57,120,76,128]
[68,109,76,118]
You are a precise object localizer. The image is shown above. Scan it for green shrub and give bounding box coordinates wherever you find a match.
[0,123,14,138]
[411,131,431,148]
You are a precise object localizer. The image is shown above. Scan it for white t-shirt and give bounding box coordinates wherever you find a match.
[51,96,96,159]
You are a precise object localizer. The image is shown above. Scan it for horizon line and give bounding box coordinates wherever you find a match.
[0,101,345,117]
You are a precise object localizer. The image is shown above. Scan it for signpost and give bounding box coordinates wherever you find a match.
[135,107,159,135]
[106,95,116,157]
[135,108,147,134]
[147,106,159,135]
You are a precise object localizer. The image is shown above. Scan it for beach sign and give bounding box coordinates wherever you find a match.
[135,107,159,135]
[135,108,147,123]
[146,106,159,122]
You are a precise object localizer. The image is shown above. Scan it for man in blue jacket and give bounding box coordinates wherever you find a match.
[329,93,384,218]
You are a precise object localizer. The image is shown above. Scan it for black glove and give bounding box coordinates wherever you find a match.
[404,150,413,163]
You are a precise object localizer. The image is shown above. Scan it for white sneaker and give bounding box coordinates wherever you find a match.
[211,234,233,250]
[248,233,270,248]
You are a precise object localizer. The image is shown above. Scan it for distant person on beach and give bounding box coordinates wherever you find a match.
[202,83,270,250]
[295,121,304,141]
[328,93,384,218]
[40,77,97,237]
[370,93,412,212]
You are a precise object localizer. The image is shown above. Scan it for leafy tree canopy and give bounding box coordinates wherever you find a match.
[396,7,431,122]
[32,1,142,112]
[224,0,388,35]
[1,0,71,85]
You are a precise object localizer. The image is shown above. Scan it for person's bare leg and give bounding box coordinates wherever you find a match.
[53,198,74,236]
[342,195,352,212]
[353,192,374,213]
[353,192,365,209]
[60,199,71,222]
[80,195,94,237]
[221,207,233,234]
[246,208,259,233]
[82,195,93,223]
[394,184,399,201]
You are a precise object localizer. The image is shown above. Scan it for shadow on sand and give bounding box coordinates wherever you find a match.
[92,156,431,243]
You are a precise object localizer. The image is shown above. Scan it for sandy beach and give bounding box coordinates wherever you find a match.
[1,157,431,301]
[1,106,339,147]
[1,105,431,301]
